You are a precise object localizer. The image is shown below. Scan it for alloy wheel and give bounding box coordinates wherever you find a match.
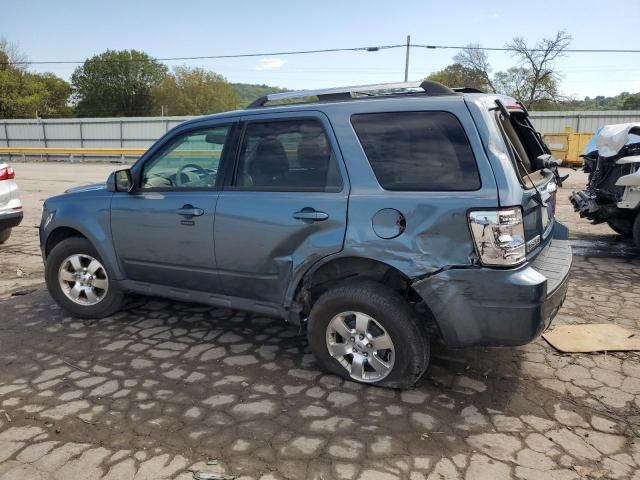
[325,311,395,382]
[58,254,109,306]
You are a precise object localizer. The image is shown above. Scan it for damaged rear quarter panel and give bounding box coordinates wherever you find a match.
[320,97,499,278]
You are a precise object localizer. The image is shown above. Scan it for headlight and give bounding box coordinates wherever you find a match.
[468,207,526,267]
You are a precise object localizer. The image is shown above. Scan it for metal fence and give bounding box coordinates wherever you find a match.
[0,116,194,162]
[1,110,640,162]
[529,110,640,134]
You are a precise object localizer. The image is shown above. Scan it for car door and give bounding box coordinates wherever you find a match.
[110,123,234,293]
[214,111,349,304]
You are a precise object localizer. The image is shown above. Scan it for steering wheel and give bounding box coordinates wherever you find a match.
[176,163,211,187]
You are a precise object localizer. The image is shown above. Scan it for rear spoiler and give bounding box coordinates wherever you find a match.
[495,98,529,117]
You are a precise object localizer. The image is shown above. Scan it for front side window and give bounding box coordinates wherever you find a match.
[351,111,480,191]
[234,119,342,191]
[141,125,230,189]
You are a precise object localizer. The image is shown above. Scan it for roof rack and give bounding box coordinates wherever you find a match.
[246,80,458,109]
[451,87,484,94]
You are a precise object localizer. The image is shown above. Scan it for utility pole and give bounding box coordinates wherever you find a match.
[404,35,411,82]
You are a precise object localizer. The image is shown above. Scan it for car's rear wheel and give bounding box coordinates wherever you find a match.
[307,281,429,388]
[45,237,124,318]
[0,228,11,244]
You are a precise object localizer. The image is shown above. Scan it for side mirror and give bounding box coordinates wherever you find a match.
[107,169,134,193]
[205,132,227,144]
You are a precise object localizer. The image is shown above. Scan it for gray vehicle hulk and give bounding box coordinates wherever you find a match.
[40,81,572,388]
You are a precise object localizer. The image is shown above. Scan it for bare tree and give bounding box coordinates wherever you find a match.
[0,37,29,71]
[506,30,572,106]
[454,43,497,93]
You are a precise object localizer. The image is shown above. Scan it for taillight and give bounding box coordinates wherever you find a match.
[468,207,526,267]
[0,166,15,180]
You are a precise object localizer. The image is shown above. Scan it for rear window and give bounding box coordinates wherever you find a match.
[351,111,480,191]
[494,109,547,181]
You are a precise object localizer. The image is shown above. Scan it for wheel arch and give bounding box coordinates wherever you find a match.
[45,226,87,258]
[43,222,124,280]
[288,255,442,339]
[290,255,415,313]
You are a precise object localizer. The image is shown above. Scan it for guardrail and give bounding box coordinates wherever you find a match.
[0,139,595,167]
[0,147,146,162]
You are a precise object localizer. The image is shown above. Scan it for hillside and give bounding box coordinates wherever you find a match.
[230,83,289,107]
[542,91,640,111]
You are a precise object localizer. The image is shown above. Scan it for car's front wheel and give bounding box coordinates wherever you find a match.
[45,237,124,318]
[307,281,429,388]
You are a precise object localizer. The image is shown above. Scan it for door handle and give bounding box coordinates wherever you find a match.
[176,205,204,218]
[293,209,329,222]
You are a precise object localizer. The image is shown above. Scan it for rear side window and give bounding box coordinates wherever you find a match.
[351,111,480,191]
[234,119,342,192]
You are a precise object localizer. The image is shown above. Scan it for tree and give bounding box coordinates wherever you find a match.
[426,63,489,92]
[494,66,560,110]
[506,30,572,107]
[451,31,572,108]
[71,50,167,117]
[151,66,241,116]
[230,83,288,107]
[0,37,28,71]
[622,93,640,110]
[453,44,497,93]
[0,42,72,118]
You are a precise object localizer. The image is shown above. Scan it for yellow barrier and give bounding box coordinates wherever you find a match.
[0,147,146,156]
[0,147,290,159]
[542,133,593,167]
[2,139,594,166]
[0,147,223,160]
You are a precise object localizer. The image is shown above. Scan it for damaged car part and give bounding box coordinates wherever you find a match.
[570,123,640,246]
[40,81,572,388]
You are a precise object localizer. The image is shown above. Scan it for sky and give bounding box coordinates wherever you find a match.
[2,0,640,99]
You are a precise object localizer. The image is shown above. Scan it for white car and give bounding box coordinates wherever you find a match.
[0,162,23,244]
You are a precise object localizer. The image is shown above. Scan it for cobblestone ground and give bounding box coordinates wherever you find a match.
[0,162,116,299]
[0,254,638,480]
[0,165,639,479]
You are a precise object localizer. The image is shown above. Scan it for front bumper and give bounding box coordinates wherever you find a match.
[0,210,23,231]
[569,190,619,222]
[412,226,572,348]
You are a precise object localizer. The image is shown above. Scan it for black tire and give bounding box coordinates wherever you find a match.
[633,212,640,249]
[45,236,124,318]
[606,218,633,238]
[307,280,429,388]
[0,228,11,244]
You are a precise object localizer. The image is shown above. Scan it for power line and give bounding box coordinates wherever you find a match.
[1,45,404,66]
[412,44,640,54]
[3,42,640,66]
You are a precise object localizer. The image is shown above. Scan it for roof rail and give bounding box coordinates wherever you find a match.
[246,80,457,109]
[452,87,484,94]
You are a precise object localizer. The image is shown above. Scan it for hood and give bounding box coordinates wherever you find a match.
[586,123,640,157]
[64,183,106,194]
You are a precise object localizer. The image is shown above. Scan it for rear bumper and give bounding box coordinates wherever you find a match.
[0,210,23,231]
[411,223,572,348]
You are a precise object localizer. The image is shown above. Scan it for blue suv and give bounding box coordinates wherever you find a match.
[40,81,572,387]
